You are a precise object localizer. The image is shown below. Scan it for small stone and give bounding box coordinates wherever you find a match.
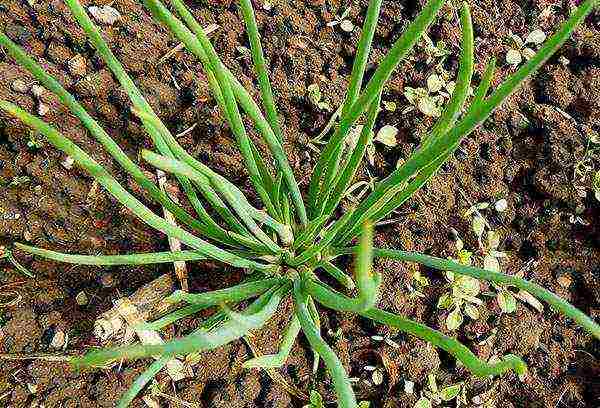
[404,380,415,394]
[375,125,398,147]
[30,84,46,99]
[11,79,30,93]
[522,47,536,60]
[262,1,272,11]
[61,156,74,170]
[100,272,115,288]
[506,49,522,65]
[557,274,572,288]
[50,329,66,349]
[75,291,89,306]
[68,54,87,77]
[340,19,354,32]
[417,95,442,117]
[526,29,547,45]
[37,103,50,116]
[495,198,508,212]
[363,365,376,371]
[88,5,121,25]
[371,369,384,385]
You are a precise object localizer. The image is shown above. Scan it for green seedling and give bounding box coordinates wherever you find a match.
[308,83,333,111]
[574,128,600,201]
[414,373,464,408]
[1,0,598,407]
[462,200,543,314]
[26,130,43,150]
[0,247,34,278]
[437,250,483,330]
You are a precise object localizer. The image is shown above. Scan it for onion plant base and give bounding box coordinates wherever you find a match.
[1,0,598,407]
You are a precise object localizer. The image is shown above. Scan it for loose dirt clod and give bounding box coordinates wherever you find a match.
[67,54,87,77]
[11,79,29,93]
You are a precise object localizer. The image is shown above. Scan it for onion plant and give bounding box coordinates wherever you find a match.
[1,0,598,407]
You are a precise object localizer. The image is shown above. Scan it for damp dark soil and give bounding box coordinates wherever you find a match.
[1,0,599,407]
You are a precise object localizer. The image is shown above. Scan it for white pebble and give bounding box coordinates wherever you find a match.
[340,19,354,32]
[30,84,46,98]
[526,29,547,45]
[11,79,30,93]
[495,198,508,212]
[50,330,66,349]
[62,156,75,170]
[37,103,50,116]
[88,5,121,25]
[371,369,384,385]
[506,49,522,66]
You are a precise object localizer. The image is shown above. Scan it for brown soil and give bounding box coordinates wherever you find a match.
[1,0,599,407]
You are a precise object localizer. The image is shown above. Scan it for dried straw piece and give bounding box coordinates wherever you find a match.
[94,274,191,381]
[116,298,191,381]
[157,169,189,291]
[94,274,176,341]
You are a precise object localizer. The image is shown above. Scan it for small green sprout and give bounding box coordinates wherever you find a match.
[575,128,600,201]
[307,83,332,111]
[409,269,430,299]
[403,58,470,118]
[382,100,397,112]
[414,374,464,408]
[403,86,444,117]
[304,390,370,408]
[327,7,354,33]
[438,251,483,330]
[26,130,43,149]
[419,33,450,64]
[3,175,31,188]
[593,170,600,202]
[0,247,34,278]
[304,390,326,408]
